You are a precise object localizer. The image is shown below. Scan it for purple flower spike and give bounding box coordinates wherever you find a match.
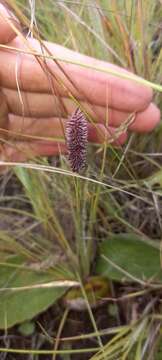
[66,107,88,173]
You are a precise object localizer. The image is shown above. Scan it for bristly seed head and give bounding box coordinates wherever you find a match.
[66,107,88,173]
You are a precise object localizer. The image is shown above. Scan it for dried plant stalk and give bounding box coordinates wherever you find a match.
[66,107,88,173]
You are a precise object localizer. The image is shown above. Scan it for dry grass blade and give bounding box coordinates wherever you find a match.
[0,280,79,292]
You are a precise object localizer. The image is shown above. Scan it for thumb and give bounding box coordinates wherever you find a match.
[0,3,21,44]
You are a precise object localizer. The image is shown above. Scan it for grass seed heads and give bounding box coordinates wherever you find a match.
[66,107,88,173]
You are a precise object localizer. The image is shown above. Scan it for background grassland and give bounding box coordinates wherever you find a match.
[0,0,162,359]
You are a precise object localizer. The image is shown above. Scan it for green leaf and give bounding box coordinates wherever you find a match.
[18,321,36,336]
[145,169,162,188]
[96,233,162,282]
[0,256,67,329]
[155,337,162,360]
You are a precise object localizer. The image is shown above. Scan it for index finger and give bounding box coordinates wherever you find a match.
[0,37,153,113]
[0,3,21,44]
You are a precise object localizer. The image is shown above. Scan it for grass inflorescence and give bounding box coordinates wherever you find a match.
[0,0,162,359]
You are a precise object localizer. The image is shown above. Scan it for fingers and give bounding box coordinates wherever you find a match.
[1,100,159,163]
[30,40,153,112]
[0,91,9,127]
[0,141,67,162]
[7,114,127,145]
[88,124,127,145]
[129,103,161,133]
[0,115,127,162]
[6,92,160,134]
[8,115,68,139]
[0,129,127,162]
[0,4,21,44]
[0,130,126,163]
[102,102,160,133]
[3,88,129,121]
[0,38,153,113]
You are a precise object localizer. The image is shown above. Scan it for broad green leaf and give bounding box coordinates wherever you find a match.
[18,321,36,336]
[0,256,67,329]
[155,338,162,360]
[145,169,162,188]
[96,234,162,282]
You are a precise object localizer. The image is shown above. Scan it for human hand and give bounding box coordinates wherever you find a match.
[0,4,160,162]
